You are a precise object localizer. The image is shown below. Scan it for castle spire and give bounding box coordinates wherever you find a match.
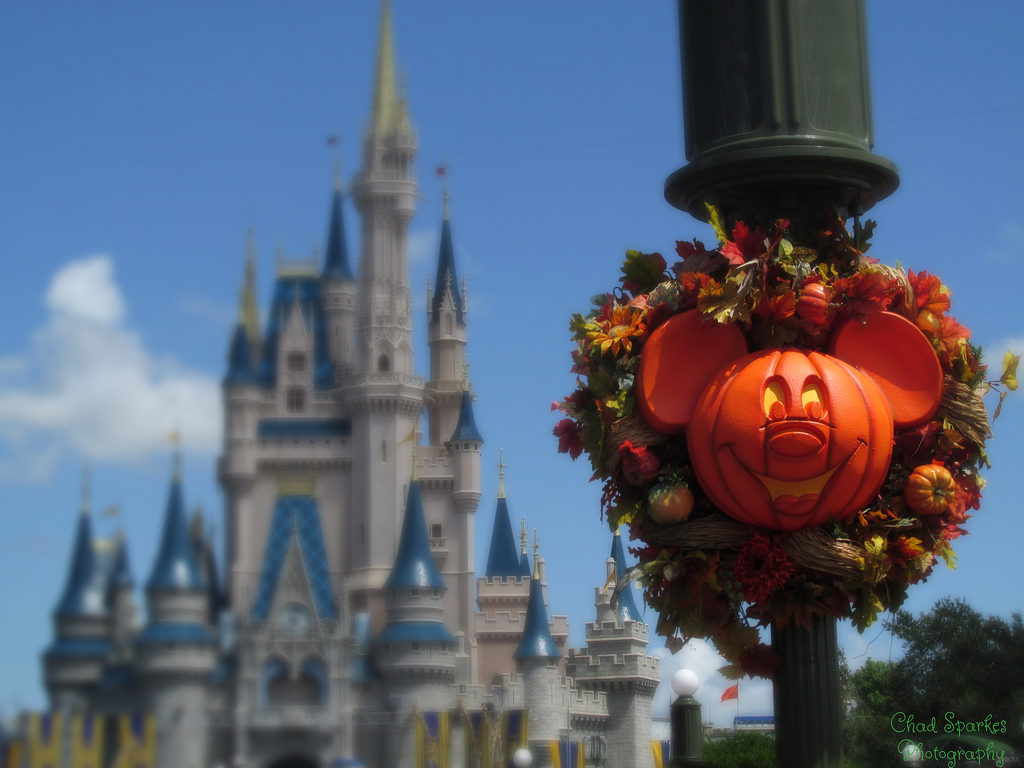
[146,454,204,591]
[610,528,642,622]
[321,157,354,281]
[484,454,519,578]
[240,228,260,350]
[429,198,465,327]
[385,480,445,589]
[368,0,409,140]
[514,533,560,659]
[54,476,102,618]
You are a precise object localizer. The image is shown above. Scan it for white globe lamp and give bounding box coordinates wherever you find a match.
[671,668,700,698]
[512,747,533,767]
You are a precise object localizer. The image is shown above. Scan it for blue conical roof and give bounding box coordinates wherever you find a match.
[321,187,354,281]
[258,276,334,390]
[485,497,521,578]
[146,471,205,591]
[513,573,560,659]
[55,511,105,617]
[224,323,258,386]
[610,530,642,622]
[385,481,445,590]
[450,389,483,443]
[429,217,464,327]
[519,549,532,578]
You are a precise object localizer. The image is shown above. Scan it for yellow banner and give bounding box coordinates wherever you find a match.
[70,715,103,768]
[112,714,155,768]
[415,711,449,768]
[28,713,61,768]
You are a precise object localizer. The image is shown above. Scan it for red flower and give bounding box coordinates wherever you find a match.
[908,270,950,315]
[618,440,661,486]
[553,419,584,460]
[720,221,766,267]
[754,289,796,323]
[831,271,896,319]
[733,534,795,604]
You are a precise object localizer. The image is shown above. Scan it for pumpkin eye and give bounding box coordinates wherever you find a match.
[802,379,826,420]
[763,379,788,420]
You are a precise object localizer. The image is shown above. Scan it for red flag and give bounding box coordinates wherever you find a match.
[721,684,739,702]
[325,135,339,147]
[436,165,447,176]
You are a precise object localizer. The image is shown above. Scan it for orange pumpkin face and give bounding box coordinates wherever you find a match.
[636,310,945,532]
[688,349,894,530]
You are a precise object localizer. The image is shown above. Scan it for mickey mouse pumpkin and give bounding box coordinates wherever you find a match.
[637,310,944,531]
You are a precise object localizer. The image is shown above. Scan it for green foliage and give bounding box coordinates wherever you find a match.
[703,733,776,768]
[842,598,1024,766]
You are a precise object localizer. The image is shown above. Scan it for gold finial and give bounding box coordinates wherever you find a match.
[497,450,506,499]
[462,361,470,392]
[327,135,342,191]
[532,529,540,580]
[412,444,418,481]
[614,527,621,538]
[166,429,182,481]
[520,518,528,555]
[79,462,91,517]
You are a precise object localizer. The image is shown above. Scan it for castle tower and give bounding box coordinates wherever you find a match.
[105,532,137,664]
[135,456,216,768]
[44,472,112,711]
[321,162,358,378]
[374,480,456,767]
[345,0,424,628]
[425,189,468,446]
[474,456,529,686]
[514,541,563,768]
[566,532,659,768]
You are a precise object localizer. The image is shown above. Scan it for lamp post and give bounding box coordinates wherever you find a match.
[665,2,895,767]
[669,669,702,767]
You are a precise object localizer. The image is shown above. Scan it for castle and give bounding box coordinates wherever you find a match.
[38,4,658,767]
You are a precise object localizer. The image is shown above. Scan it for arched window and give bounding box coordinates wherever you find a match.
[444,314,453,335]
[260,657,288,705]
[299,656,328,705]
[378,353,390,372]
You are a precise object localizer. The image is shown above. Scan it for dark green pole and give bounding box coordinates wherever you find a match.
[665,3,896,766]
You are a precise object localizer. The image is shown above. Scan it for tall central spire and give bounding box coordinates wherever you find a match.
[368,0,409,141]
[239,230,260,350]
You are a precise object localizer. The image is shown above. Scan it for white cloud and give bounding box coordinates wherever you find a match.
[44,255,125,324]
[0,255,221,475]
[986,334,1024,359]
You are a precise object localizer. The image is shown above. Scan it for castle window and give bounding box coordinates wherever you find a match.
[377,353,390,372]
[431,524,443,539]
[445,314,453,335]
[411,642,421,652]
[286,387,305,413]
[286,351,306,372]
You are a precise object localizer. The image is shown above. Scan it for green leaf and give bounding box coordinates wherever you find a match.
[620,250,668,294]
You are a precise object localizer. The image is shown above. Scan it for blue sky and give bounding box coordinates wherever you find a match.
[1,1,1022,727]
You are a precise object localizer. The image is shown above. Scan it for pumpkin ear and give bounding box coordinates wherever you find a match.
[829,311,944,428]
[637,310,748,433]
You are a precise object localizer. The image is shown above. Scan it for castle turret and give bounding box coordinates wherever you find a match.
[136,456,216,768]
[345,0,424,627]
[374,480,455,765]
[321,165,358,377]
[514,542,563,768]
[44,472,112,711]
[483,456,519,580]
[104,532,137,664]
[426,190,468,445]
[566,532,659,768]
[609,529,642,623]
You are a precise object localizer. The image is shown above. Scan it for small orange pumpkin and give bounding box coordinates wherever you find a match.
[904,463,956,515]
[648,482,694,525]
[797,282,832,326]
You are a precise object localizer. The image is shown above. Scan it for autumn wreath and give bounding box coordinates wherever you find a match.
[555,208,1017,679]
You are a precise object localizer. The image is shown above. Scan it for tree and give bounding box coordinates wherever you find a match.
[843,597,1024,767]
[703,733,776,768]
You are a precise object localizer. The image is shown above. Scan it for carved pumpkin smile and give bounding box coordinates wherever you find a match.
[636,310,944,531]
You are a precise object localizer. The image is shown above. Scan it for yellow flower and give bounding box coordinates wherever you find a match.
[585,304,647,357]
